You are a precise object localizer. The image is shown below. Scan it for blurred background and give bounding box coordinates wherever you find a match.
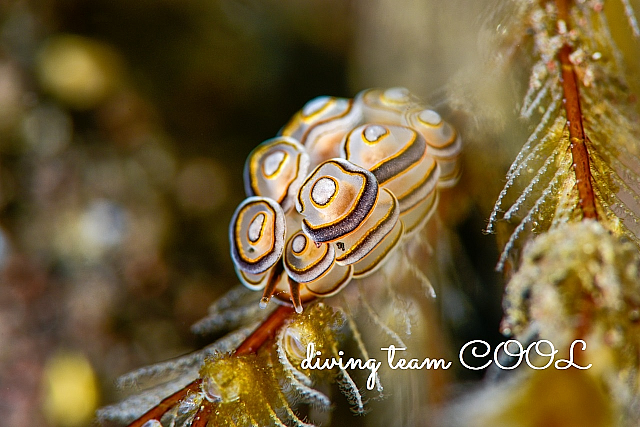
[0,0,600,425]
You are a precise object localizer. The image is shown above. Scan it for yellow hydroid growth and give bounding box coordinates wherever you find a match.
[504,220,640,345]
[449,221,639,426]
[486,368,613,427]
[277,301,345,375]
[199,352,296,426]
[196,303,346,426]
[503,220,640,422]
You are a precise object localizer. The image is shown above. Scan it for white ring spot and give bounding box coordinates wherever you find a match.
[311,177,337,206]
[283,327,306,360]
[202,376,223,403]
[302,96,330,117]
[262,150,286,177]
[292,234,307,253]
[419,109,442,126]
[384,87,410,103]
[248,213,265,242]
[364,125,387,142]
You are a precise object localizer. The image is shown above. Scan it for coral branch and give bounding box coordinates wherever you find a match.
[192,401,215,427]
[235,304,296,355]
[556,0,598,220]
[126,379,202,427]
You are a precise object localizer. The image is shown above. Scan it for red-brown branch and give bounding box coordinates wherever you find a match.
[126,304,296,427]
[234,304,296,355]
[556,0,598,220]
[126,379,202,427]
[192,398,215,427]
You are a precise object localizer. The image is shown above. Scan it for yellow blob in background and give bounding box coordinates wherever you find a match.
[42,350,99,427]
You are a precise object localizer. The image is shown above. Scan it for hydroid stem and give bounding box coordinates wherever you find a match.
[556,0,598,220]
[235,304,296,355]
[126,380,202,427]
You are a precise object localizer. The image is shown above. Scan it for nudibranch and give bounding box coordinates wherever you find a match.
[230,87,461,313]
